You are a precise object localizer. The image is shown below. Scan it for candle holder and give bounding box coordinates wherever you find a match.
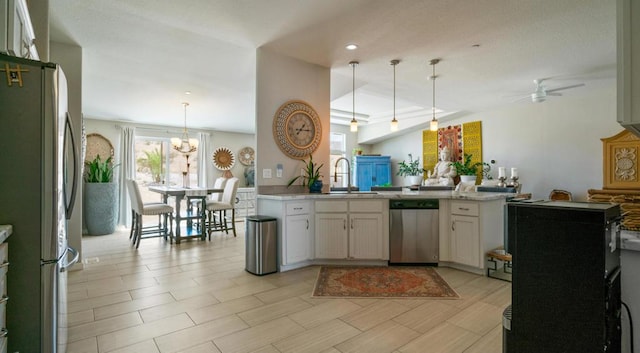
[510,176,519,190]
[497,176,507,187]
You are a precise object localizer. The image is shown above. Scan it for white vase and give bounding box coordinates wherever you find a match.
[405,175,423,186]
[460,175,477,184]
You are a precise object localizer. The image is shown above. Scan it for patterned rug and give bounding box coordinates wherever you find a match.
[312,266,459,299]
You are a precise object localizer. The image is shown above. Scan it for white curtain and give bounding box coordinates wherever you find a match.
[118,126,136,226]
[197,132,209,187]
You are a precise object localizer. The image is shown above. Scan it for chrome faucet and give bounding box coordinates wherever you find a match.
[334,157,352,193]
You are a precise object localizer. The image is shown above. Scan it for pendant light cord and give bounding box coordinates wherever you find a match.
[352,62,356,122]
[393,62,396,118]
[432,62,436,120]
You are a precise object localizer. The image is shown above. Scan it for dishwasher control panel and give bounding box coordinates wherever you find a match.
[389,199,439,209]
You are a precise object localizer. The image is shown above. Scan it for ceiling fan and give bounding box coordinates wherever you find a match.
[512,78,586,103]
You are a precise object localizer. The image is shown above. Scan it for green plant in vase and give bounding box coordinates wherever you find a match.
[451,153,490,184]
[287,155,324,193]
[85,155,119,182]
[84,154,120,235]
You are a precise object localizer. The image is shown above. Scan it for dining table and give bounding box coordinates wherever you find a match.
[148,185,224,244]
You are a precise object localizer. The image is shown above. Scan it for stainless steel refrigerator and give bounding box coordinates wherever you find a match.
[0,53,80,353]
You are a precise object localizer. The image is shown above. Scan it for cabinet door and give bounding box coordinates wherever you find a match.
[284,214,311,265]
[7,0,38,59]
[450,214,480,267]
[315,213,348,259]
[349,213,384,259]
[355,162,374,191]
[373,162,391,187]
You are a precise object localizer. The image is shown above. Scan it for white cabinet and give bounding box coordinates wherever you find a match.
[315,212,348,259]
[284,213,312,264]
[450,214,480,267]
[1,0,38,60]
[282,202,312,266]
[447,199,504,270]
[315,199,387,260]
[256,199,313,271]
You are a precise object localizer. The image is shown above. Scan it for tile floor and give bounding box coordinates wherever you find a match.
[67,222,510,353]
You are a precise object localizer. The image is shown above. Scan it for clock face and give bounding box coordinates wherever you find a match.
[273,100,322,159]
[286,112,316,148]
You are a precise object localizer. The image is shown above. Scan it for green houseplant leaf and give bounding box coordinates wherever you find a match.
[396,153,426,177]
[85,155,119,183]
[451,153,489,176]
[287,155,324,188]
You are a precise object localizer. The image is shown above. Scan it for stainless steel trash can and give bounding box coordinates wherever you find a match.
[245,215,277,275]
[503,305,512,353]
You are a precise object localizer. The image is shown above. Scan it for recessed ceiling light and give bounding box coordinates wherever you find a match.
[185,91,191,95]
[345,44,358,50]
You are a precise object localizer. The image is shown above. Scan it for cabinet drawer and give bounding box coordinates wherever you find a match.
[0,244,7,268]
[0,295,6,328]
[0,267,6,296]
[0,330,6,353]
[451,202,479,216]
[286,202,310,215]
[316,201,348,213]
[349,200,383,213]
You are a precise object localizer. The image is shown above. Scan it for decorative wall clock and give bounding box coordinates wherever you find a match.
[273,100,322,159]
[212,147,235,170]
[238,146,255,166]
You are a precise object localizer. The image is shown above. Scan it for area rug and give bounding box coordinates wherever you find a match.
[312,266,459,299]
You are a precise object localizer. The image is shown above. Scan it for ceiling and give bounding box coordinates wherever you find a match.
[49,0,616,137]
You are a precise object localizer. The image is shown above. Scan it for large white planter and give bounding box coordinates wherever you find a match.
[405,175,423,186]
[84,182,119,235]
[459,175,477,184]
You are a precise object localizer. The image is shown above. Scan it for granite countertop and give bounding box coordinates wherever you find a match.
[0,225,12,243]
[256,190,513,201]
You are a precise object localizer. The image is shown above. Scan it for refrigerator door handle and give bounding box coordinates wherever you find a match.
[64,112,79,219]
[60,247,79,272]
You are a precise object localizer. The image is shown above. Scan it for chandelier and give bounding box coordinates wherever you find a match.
[171,102,199,154]
[429,59,440,132]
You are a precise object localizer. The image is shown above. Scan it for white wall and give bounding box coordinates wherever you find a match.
[255,48,330,192]
[371,81,620,201]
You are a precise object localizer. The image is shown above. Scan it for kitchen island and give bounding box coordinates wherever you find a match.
[256,190,512,274]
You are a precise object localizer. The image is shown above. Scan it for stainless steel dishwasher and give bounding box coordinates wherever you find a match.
[389,199,439,264]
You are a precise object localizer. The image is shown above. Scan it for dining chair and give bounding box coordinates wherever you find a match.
[183,188,208,239]
[126,179,174,249]
[188,177,228,216]
[206,177,239,238]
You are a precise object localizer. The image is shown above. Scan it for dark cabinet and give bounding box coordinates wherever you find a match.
[353,156,391,191]
[506,201,621,353]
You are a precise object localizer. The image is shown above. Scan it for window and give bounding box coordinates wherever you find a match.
[329,132,348,187]
[134,136,199,202]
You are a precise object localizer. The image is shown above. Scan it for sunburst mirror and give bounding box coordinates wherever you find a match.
[212,147,235,170]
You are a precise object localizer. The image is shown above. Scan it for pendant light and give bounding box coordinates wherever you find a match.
[390,60,400,132]
[350,61,359,132]
[429,58,440,132]
[171,102,199,153]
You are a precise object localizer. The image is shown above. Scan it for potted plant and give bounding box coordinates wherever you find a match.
[452,153,489,184]
[287,155,324,193]
[396,153,426,186]
[84,155,120,235]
